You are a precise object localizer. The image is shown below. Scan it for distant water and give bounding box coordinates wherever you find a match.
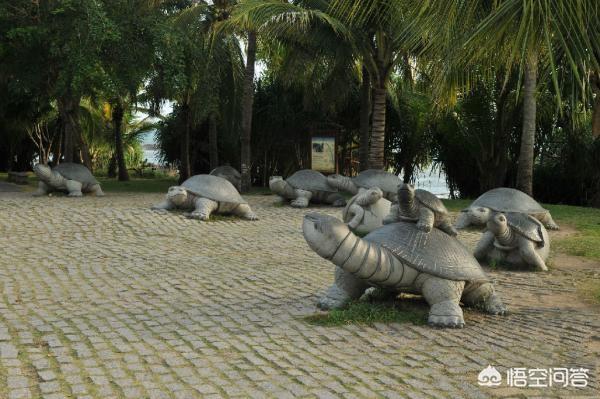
[140,130,162,165]
[405,166,450,199]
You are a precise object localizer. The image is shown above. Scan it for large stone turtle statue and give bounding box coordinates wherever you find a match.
[269,169,346,208]
[303,213,507,328]
[210,165,241,191]
[384,183,457,236]
[342,187,391,235]
[33,163,104,197]
[455,187,559,230]
[151,174,258,221]
[474,212,549,271]
[327,169,400,201]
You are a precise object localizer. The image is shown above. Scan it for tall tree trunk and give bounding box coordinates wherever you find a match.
[77,132,93,171]
[240,31,256,192]
[591,72,600,138]
[208,112,219,170]
[516,55,537,195]
[368,85,387,169]
[179,103,191,183]
[113,100,129,181]
[57,95,81,163]
[359,67,371,171]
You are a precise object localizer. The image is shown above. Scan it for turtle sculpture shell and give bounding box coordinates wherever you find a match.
[181,175,247,204]
[365,221,489,282]
[505,212,545,244]
[210,165,241,179]
[286,169,337,193]
[414,189,448,214]
[54,163,98,184]
[352,169,400,193]
[471,187,548,214]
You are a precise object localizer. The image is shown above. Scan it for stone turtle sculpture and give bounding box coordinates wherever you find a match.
[210,166,241,191]
[303,213,507,328]
[342,187,391,235]
[151,174,258,221]
[327,169,400,201]
[455,187,559,230]
[474,212,549,271]
[269,169,346,208]
[384,183,457,236]
[33,163,104,197]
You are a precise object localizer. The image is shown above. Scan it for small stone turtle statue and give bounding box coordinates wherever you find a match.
[209,165,241,191]
[383,183,457,236]
[455,187,559,230]
[303,213,507,328]
[326,169,400,201]
[33,163,104,197]
[342,187,391,235]
[151,174,258,221]
[269,169,346,208]
[474,212,549,271]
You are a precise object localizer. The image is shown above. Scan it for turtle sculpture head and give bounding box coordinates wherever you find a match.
[33,163,59,184]
[269,176,296,199]
[303,213,350,259]
[456,207,493,229]
[166,186,188,206]
[398,182,415,200]
[326,174,357,193]
[486,212,508,236]
[358,187,383,206]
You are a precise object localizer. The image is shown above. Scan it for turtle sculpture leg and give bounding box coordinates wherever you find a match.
[33,181,51,197]
[437,219,458,236]
[187,197,219,220]
[317,267,369,310]
[462,282,507,315]
[90,184,105,197]
[382,204,399,225]
[419,275,465,328]
[519,240,548,271]
[473,231,496,261]
[65,180,83,197]
[291,189,312,208]
[416,207,435,233]
[539,213,559,230]
[151,199,175,211]
[232,204,259,220]
[324,193,346,207]
[346,204,365,230]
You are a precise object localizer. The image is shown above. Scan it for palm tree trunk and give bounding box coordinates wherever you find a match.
[180,103,191,183]
[240,31,256,192]
[368,85,387,170]
[209,112,219,170]
[113,100,129,181]
[516,56,537,195]
[77,131,93,171]
[591,73,600,138]
[359,67,371,171]
[57,95,81,163]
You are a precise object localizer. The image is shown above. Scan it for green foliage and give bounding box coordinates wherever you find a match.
[304,299,428,327]
[97,177,178,193]
[545,204,600,261]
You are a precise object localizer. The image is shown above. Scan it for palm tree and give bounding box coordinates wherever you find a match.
[408,0,599,195]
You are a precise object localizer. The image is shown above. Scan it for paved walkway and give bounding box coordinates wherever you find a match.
[0,192,598,398]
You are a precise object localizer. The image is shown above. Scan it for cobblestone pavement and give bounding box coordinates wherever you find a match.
[0,192,599,399]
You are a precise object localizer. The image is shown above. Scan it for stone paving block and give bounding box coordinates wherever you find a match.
[0,192,598,398]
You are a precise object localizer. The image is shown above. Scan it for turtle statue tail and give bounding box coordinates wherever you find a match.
[269,176,296,199]
[303,213,409,288]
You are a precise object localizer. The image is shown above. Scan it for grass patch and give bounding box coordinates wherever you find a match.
[304,299,428,327]
[98,177,177,193]
[442,198,472,212]
[544,204,600,260]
